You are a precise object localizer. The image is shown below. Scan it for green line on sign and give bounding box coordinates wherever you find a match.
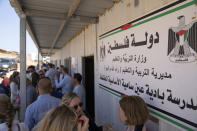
[99,29,122,40]
[184,31,188,41]
[99,1,195,40]
[98,85,194,131]
[149,110,194,131]
[99,86,121,98]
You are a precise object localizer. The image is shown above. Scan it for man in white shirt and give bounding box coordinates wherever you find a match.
[72,73,86,110]
[55,67,73,95]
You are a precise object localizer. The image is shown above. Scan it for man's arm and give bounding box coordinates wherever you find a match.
[24,106,35,130]
[45,70,50,77]
[64,77,73,92]
[55,78,65,88]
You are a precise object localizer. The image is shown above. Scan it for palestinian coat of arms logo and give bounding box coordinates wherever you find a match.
[168,16,197,63]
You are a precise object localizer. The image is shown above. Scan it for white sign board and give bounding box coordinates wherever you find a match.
[98,0,197,130]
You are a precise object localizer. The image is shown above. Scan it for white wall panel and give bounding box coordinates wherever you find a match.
[70,31,85,57]
[84,24,96,56]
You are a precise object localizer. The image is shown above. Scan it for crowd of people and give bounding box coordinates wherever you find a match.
[0,63,149,131]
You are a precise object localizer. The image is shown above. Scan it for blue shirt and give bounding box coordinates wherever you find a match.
[24,94,61,130]
[45,68,56,87]
[55,74,73,95]
[73,84,86,110]
[26,84,37,104]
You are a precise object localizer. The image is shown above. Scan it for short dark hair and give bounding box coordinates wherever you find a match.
[60,65,64,68]
[48,63,53,68]
[63,67,68,74]
[73,73,82,83]
[32,72,40,87]
[28,65,35,70]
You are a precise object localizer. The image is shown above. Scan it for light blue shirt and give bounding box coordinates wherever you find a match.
[59,73,64,82]
[26,84,37,104]
[55,74,73,95]
[24,94,61,130]
[45,68,56,87]
[73,84,86,110]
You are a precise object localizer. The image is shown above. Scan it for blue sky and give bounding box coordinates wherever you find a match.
[0,0,37,58]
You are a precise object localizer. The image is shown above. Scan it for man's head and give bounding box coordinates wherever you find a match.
[62,67,69,75]
[60,65,64,73]
[38,70,45,79]
[37,77,52,95]
[0,72,6,78]
[42,64,46,68]
[72,73,82,86]
[52,64,55,69]
[48,63,53,69]
[27,65,36,73]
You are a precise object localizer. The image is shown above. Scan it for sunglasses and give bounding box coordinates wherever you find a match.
[73,102,83,110]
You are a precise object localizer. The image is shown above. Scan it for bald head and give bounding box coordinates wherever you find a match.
[38,78,52,93]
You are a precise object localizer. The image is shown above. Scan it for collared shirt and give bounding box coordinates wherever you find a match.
[55,74,73,95]
[45,68,56,87]
[24,94,61,130]
[73,84,86,110]
[26,84,37,104]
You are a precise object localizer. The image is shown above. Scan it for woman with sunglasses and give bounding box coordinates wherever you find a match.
[62,92,113,131]
[0,94,28,131]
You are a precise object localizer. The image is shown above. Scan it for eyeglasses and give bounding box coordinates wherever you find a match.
[73,102,83,110]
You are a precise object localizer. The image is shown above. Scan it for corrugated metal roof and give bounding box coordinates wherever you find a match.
[9,0,119,56]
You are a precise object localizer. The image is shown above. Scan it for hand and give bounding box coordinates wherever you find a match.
[103,123,113,131]
[77,115,89,131]
[13,103,20,110]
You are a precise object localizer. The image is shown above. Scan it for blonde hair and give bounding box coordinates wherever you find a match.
[0,94,15,131]
[119,96,149,126]
[62,92,78,106]
[36,105,78,131]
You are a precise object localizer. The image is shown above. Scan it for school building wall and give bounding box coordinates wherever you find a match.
[50,0,183,130]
